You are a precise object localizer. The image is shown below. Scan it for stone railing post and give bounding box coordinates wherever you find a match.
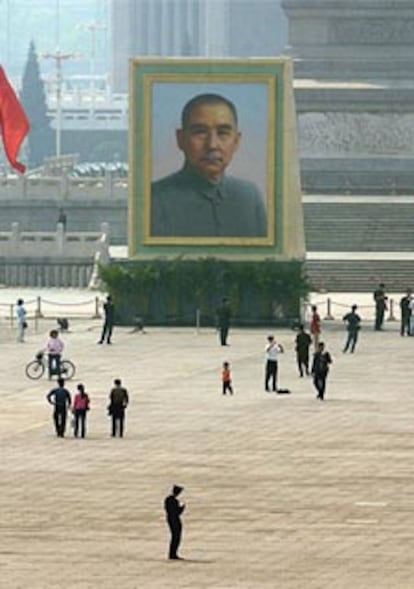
[18,174,27,198]
[60,174,70,200]
[10,222,20,254]
[104,169,113,199]
[56,223,65,254]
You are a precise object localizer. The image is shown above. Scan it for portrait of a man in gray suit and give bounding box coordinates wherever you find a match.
[151,93,267,238]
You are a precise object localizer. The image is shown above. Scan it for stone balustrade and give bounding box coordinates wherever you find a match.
[0,223,111,287]
[0,173,128,201]
[0,222,110,258]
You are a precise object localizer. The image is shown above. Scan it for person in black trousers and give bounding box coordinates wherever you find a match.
[216,298,231,346]
[373,283,387,331]
[72,383,90,438]
[295,324,312,377]
[342,304,362,353]
[400,289,412,336]
[108,378,129,437]
[265,335,284,392]
[98,295,115,344]
[311,342,333,401]
[46,378,72,437]
[164,485,186,560]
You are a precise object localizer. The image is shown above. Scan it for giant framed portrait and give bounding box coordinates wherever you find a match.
[128,58,303,259]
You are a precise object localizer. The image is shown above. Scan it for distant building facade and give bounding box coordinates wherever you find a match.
[110,0,287,93]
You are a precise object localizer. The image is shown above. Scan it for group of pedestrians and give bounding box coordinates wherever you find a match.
[373,282,414,337]
[262,301,363,400]
[46,378,129,439]
[14,295,116,346]
[290,327,333,400]
[16,287,412,564]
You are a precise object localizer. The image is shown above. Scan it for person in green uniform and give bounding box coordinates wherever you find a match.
[151,93,267,238]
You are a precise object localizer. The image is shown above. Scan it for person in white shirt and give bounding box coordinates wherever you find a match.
[45,329,64,379]
[265,335,284,392]
[15,298,27,343]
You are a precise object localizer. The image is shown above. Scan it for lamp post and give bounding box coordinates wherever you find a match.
[42,49,77,158]
[77,22,107,113]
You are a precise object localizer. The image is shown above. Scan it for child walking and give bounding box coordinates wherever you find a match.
[222,361,234,395]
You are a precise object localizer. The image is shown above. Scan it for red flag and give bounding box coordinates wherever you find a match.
[0,66,30,173]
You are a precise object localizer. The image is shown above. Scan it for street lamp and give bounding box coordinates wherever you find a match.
[77,22,107,113]
[42,49,78,158]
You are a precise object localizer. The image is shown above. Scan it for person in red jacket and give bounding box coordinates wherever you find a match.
[310,305,321,349]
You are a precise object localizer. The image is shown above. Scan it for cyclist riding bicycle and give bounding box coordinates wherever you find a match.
[45,329,64,380]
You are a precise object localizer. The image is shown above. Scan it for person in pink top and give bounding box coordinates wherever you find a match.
[46,329,64,380]
[72,383,90,438]
[310,305,321,349]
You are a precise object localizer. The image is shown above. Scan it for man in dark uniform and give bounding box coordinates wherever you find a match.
[98,295,115,344]
[151,93,266,238]
[342,304,361,353]
[295,324,312,376]
[164,485,186,560]
[46,377,72,437]
[108,378,129,438]
[373,283,387,331]
[399,288,412,336]
[216,297,232,346]
[311,342,333,401]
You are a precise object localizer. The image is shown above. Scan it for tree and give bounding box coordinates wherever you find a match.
[20,40,53,167]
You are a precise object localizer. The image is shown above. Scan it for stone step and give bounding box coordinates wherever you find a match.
[306,259,414,292]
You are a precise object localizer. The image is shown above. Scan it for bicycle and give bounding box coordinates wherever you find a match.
[25,352,76,381]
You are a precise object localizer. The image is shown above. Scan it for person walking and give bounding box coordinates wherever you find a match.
[72,383,90,438]
[221,361,234,395]
[295,324,312,377]
[216,298,231,346]
[45,329,64,379]
[108,378,129,437]
[342,304,362,353]
[399,289,412,336]
[310,305,321,349]
[265,335,284,392]
[373,283,388,331]
[98,295,115,344]
[311,342,333,401]
[164,485,186,560]
[46,378,72,437]
[15,298,27,343]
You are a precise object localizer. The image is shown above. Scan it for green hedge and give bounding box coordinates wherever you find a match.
[98,258,309,327]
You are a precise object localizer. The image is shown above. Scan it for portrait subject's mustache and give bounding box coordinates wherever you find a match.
[201,152,222,162]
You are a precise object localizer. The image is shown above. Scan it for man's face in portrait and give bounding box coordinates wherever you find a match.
[176,101,241,182]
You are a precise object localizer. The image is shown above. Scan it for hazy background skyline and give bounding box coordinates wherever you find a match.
[0,0,286,89]
[0,0,110,79]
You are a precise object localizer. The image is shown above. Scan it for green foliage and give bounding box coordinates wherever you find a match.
[99,258,309,326]
[20,41,53,166]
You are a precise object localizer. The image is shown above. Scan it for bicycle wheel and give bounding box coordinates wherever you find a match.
[25,360,45,380]
[60,360,76,380]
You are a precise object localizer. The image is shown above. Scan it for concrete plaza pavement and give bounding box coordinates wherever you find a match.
[1,314,414,589]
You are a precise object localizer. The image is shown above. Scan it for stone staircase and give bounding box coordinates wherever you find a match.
[304,196,414,291]
[306,259,414,292]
